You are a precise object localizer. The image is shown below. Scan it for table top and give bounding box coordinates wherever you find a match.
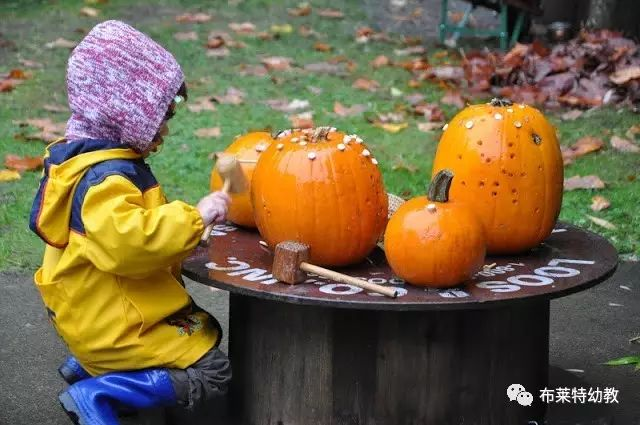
[182,222,618,311]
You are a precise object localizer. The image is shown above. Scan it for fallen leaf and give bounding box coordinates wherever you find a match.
[212,87,246,105]
[4,154,43,172]
[42,104,68,113]
[173,31,198,41]
[8,69,28,79]
[229,22,256,34]
[79,6,100,17]
[440,90,465,109]
[564,175,606,191]
[417,122,444,132]
[610,135,640,153]
[373,122,408,133]
[590,195,611,212]
[413,103,445,121]
[610,66,640,85]
[271,24,293,35]
[625,125,640,140]
[0,79,19,92]
[404,93,425,105]
[352,78,380,91]
[307,85,322,95]
[264,98,310,113]
[408,79,422,88]
[314,42,332,52]
[261,56,293,71]
[394,46,426,56]
[175,12,212,24]
[45,38,77,49]
[318,8,344,18]
[187,96,217,113]
[14,118,66,143]
[288,2,311,16]
[371,55,390,68]
[392,159,417,174]
[586,215,617,230]
[303,62,345,75]
[288,111,314,129]
[333,102,367,117]
[560,109,584,121]
[206,48,230,58]
[18,58,43,68]
[426,66,464,81]
[238,64,268,77]
[562,136,604,163]
[194,127,221,138]
[0,169,21,182]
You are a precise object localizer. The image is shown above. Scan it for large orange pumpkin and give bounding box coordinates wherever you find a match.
[384,169,486,288]
[251,127,388,266]
[432,98,563,254]
[210,131,273,228]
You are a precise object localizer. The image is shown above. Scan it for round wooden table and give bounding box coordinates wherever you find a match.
[182,223,617,425]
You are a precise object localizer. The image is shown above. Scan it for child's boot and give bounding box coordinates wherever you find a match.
[58,356,91,384]
[58,369,177,425]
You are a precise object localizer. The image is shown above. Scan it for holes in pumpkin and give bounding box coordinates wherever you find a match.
[461,181,467,186]
[538,165,543,171]
[485,158,491,163]
[509,153,516,159]
[512,199,518,204]
[477,140,483,146]
[511,189,517,194]
[457,154,463,160]
[520,172,527,177]
[508,142,514,147]
[480,153,485,158]
[479,181,485,187]
[535,207,541,214]
[493,181,500,187]
[491,191,498,197]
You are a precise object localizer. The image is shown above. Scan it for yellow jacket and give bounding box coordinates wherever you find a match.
[30,139,219,375]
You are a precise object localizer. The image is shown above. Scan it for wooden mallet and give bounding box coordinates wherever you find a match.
[199,155,247,246]
[272,241,399,298]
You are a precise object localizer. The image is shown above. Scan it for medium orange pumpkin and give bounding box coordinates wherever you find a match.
[384,170,486,288]
[210,131,273,228]
[251,127,388,266]
[432,98,563,254]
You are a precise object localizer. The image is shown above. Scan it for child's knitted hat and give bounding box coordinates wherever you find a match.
[65,20,184,153]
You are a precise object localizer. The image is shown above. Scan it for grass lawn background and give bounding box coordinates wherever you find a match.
[1,0,639,271]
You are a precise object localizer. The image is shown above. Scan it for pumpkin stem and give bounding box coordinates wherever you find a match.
[312,126,333,142]
[428,169,454,203]
[490,98,513,107]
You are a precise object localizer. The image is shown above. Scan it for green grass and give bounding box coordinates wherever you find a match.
[0,0,639,271]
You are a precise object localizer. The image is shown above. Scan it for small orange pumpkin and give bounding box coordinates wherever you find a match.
[384,170,486,288]
[210,131,273,228]
[432,98,563,254]
[251,127,388,266]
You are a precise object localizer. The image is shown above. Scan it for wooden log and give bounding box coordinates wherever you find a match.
[228,294,549,425]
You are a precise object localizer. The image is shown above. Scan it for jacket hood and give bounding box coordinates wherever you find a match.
[30,139,141,248]
[65,20,184,153]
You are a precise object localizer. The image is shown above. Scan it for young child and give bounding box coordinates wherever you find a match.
[29,20,231,424]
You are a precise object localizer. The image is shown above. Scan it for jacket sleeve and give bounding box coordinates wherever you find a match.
[81,174,205,278]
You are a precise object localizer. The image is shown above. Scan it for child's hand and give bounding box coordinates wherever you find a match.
[197,191,231,225]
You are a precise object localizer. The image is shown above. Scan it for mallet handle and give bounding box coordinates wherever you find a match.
[300,262,398,298]
[199,179,231,246]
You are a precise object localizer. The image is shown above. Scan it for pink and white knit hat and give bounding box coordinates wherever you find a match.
[65,20,184,152]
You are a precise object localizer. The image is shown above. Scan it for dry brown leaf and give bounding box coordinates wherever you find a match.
[562,136,604,164]
[194,127,221,138]
[79,6,100,17]
[564,175,606,191]
[314,42,332,52]
[206,48,230,58]
[212,87,245,105]
[408,79,422,88]
[206,36,226,49]
[187,96,217,113]
[404,93,425,105]
[229,22,256,34]
[173,31,198,41]
[264,98,310,113]
[318,8,344,18]
[371,55,390,68]
[625,125,640,140]
[590,195,611,212]
[45,38,77,49]
[392,160,417,174]
[14,118,66,143]
[261,56,293,71]
[352,78,380,91]
[333,102,367,117]
[0,169,21,182]
[586,215,617,230]
[373,122,408,133]
[42,104,68,113]
[440,90,465,109]
[610,135,640,153]
[413,103,445,122]
[18,58,43,68]
[394,46,426,56]
[238,64,268,77]
[8,69,29,80]
[175,12,212,24]
[303,62,345,75]
[288,111,314,129]
[0,79,20,92]
[560,109,584,121]
[610,66,640,85]
[417,122,444,132]
[427,66,464,81]
[4,154,43,172]
[288,2,311,16]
